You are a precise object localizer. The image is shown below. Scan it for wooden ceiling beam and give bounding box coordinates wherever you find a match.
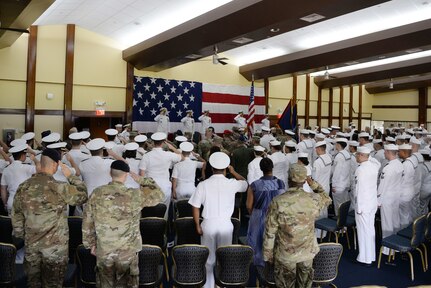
[365,75,431,94]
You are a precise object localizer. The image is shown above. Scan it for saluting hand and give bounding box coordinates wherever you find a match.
[60,162,72,178]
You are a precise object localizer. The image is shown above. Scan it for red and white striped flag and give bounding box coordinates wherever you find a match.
[247,81,255,139]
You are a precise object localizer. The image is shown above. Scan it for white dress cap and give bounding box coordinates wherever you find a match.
[105,129,118,136]
[419,149,430,155]
[348,141,359,147]
[358,132,369,138]
[175,135,188,142]
[398,144,412,150]
[270,140,281,146]
[298,152,308,158]
[262,126,271,132]
[315,141,326,148]
[357,146,372,154]
[47,142,67,149]
[321,128,330,135]
[300,129,309,135]
[115,124,123,128]
[284,140,297,148]
[335,138,348,143]
[254,145,265,152]
[331,125,340,130]
[151,132,167,141]
[9,144,27,153]
[410,137,421,145]
[384,144,398,151]
[104,142,115,150]
[86,138,106,151]
[125,142,139,151]
[81,131,91,139]
[134,135,147,143]
[406,129,414,134]
[372,139,382,144]
[21,132,35,141]
[10,139,26,147]
[315,133,325,139]
[42,132,61,143]
[386,136,395,142]
[69,132,83,140]
[309,130,316,135]
[180,142,194,152]
[209,152,230,169]
[285,130,295,136]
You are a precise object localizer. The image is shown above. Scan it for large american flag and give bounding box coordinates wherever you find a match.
[132,76,266,133]
[247,81,255,138]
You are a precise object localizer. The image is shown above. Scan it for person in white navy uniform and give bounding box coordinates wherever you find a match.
[297,129,314,165]
[234,111,247,128]
[419,149,431,215]
[105,128,125,157]
[331,138,352,215]
[284,140,298,166]
[261,114,270,131]
[410,137,424,219]
[154,107,170,134]
[134,134,148,160]
[181,110,195,135]
[260,126,275,152]
[1,144,39,214]
[123,142,141,189]
[46,142,80,183]
[247,145,266,184]
[80,131,91,155]
[189,152,248,288]
[198,110,212,139]
[377,144,404,255]
[67,132,90,167]
[268,140,289,188]
[398,144,416,228]
[354,146,380,266]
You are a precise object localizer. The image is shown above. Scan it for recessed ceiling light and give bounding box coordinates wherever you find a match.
[300,13,325,23]
[405,48,423,53]
[270,28,280,33]
[378,56,386,59]
[232,37,253,44]
[345,61,360,65]
[184,54,202,59]
[133,21,141,26]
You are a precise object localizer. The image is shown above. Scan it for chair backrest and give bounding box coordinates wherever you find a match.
[215,245,253,286]
[313,243,343,284]
[0,242,17,284]
[231,218,240,244]
[76,244,97,285]
[68,216,83,262]
[174,217,201,245]
[0,216,13,244]
[425,211,431,240]
[175,199,193,218]
[411,214,427,247]
[336,201,351,228]
[138,245,163,286]
[172,244,209,286]
[141,203,167,218]
[140,217,167,249]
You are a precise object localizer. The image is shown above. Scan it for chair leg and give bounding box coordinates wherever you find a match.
[421,243,428,271]
[328,232,331,242]
[163,253,170,282]
[377,246,384,269]
[407,251,415,281]
[415,247,426,272]
[320,230,323,243]
[345,229,351,250]
[329,284,337,288]
[334,232,339,243]
[352,227,357,250]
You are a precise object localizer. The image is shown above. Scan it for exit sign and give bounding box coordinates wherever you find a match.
[96,109,105,116]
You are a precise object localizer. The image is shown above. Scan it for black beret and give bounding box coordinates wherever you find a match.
[42,148,61,163]
[111,160,130,173]
[41,130,51,138]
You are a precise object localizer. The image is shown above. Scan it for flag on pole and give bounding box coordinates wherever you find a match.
[277,99,297,131]
[247,81,255,139]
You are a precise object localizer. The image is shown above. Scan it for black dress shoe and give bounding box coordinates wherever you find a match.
[351,259,373,267]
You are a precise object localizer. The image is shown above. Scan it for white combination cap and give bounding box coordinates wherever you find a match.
[180,142,194,152]
[125,142,139,151]
[151,132,167,141]
[134,135,147,143]
[105,129,118,136]
[10,139,26,147]
[399,144,412,150]
[262,126,271,132]
[47,142,67,149]
[419,149,430,155]
[86,138,105,151]
[254,145,265,152]
[395,135,405,140]
[69,132,83,140]
[315,133,325,139]
[331,125,340,130]
[357,146,372,154]
[410,138,421,145]
[41,132,61,143]
[160,107,167,111]
[209,152,230,169]
[384,144,398,151]
[81,131,91,139]
[9,144,27,153]
[315,141,326,148]
[358,132,369,138]
[386,136,395,142]
[115,124,123,128]
[175,135,188,142]
[284,140,297,148]
[309,130,316,135]
[104,142,115,150]
[285,130,295,136]
[348,141,359,147]
[270,140,281,146]
[123,123,131,128]
[298,152,308,158]
[406,129,414,134]
[21,132,35,141]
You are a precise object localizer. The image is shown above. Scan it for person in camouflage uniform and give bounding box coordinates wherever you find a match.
[263,164,331,288]
[82,160,164,287]
[12,148,88,288]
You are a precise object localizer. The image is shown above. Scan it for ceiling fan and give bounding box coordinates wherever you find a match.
[212,45,229,65]
[323,66,336,80]
[0,22,29,34]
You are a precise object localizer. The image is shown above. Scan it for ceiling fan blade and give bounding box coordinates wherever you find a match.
[218,57,229,61]
[218,59,228,65]
[0,27,29,33]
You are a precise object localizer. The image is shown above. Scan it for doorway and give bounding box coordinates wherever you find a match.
[74,117,122,140]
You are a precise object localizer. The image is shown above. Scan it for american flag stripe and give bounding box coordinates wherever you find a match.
[247,81,256,138]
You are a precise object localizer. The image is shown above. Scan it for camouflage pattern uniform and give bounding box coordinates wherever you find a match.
[263,164,331,288]
[82,177,164,288]
[12,172,88,288]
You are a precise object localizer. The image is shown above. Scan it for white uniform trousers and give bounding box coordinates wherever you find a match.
[356,211,376,264]
[332,187,350,216]
[399,200,412,229]
[201,218,233,288]
[380,200,400,255]
[176,182,196,200]
[153,178,172,219]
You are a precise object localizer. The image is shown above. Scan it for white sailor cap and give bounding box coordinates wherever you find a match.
[335,138,348,143]
[308,130,316,135]
[254,145,265,152]
[404,135,412,140]
[384,144,398,151]
[86,138,105,151]
[105,129,118,136]
[285,130,295,136]
[10,139,26,147]
[315,133,325,139]
[386,136,395,142]
[134,135,147,143]
[151,132,167,141]
[406,129,414,134]
[41,132,61,143]
[284,140,297,148]
[358,132,369,138]
[81,131,91,139]
[410,137,421,145]
[21,132,35,141]
[357,146,372,154]
[270,140,281,146]
[180,142,194,152]
[125,142,139,151]
[348,141,359,147]
[262,126,271,132]
[298,152,308,158]
[300,129,309,135]
[9,144,27,153]
[104,142,115,150]
[372,139,383,144]
[398,144,412,150]
[336,132,345,137]
[321,128,330,135]
[331,125,341,130]
[419,149,430,155]
[186,110,193,114]
[115,124,123,128]
[395,135,405,140]
[315,141,326,148]
[209,152,230,169]
[175,135,188,142]
[349,122,355,126]
[123,123,131,128]
[47,142,67,149]
[69,132,83,140]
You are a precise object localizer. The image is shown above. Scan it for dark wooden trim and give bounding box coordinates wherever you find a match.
[305,75,310,127]
[264,78,269,114]
[358,85,363,130]
[372,105,418,109]
[0,108,25,114]
[349,86,353,123]
[25,25,37,132]
[339,87,343,129]
[125,62,134,123]
[419,87,428,125]
[317,87,322,127]
[328,88,333,126]
[64,24,75,136]
[72,110,125,118]
[35,110,64,116]
[297,115,364,120]
[292,75,297,104]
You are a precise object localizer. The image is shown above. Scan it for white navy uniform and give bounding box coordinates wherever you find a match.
[349,153,359,206]
[331,150,352,215]
[399,157,416,228]
[312,153,332,238]
[247,156,263,185]
[1,161,36,212]
[125,157,140,189]
[297,140,314,165]
[181,116,195,134]
[377,159,403,254]
[172,157,204,199]
[411,152,424,218]
[268,151,289,188]
[106,141,125,158]
[234,114,246,128]
[285,152,298,166]
[419,161,431,215]
[261,118,270,130]
[80,144,90,155]
[354,159,379,264]
[67,149,90,167]
[79,156,114,196]
[198,115,212,136]
[189,174,248,288]
[139,147,181,208]
[53,165,76,183]
[259,134,275,152]
[154,114,170,134]
[136,147,147,160]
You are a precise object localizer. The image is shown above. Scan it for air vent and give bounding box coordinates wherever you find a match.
[300,13,325,23]
[345,61,360,65]
[232,37,253,44]
[405,48,423,54]
[185,54,202,59]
